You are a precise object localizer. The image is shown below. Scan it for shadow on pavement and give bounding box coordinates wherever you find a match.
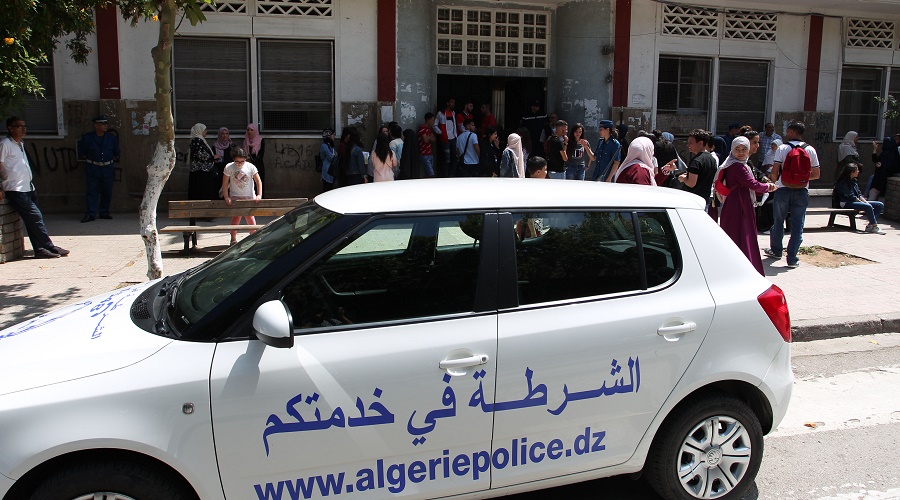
[0,283,84,331]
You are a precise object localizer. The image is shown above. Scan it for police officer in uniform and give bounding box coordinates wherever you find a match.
[78,114,120,223]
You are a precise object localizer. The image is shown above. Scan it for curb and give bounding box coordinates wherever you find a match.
[792,312,900,342]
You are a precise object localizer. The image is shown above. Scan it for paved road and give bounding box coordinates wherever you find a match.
[512,333,900,499]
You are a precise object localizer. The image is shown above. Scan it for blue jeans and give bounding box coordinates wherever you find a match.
[548,171,566,179]
[846,200,884,225]
[565,165,586,180]
[421,155,434,177]
[770,187,808,265]
[4,190,54,252]
[85,163,114,216]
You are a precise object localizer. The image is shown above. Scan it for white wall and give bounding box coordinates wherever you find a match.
[112,2,378,115]
[627,0,900,128]
[57,31,101,101]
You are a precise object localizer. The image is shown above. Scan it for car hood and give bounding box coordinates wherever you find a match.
[0,282,172,396]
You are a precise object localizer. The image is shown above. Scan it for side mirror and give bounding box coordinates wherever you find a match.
[253,300,294,348]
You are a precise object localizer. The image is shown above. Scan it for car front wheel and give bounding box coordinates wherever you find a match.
[29,459,193,500]
[645,394,764,500]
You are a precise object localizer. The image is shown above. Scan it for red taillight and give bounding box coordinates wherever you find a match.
[757,284,791,342]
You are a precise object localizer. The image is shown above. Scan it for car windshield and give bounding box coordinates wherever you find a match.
[168,203,339,332]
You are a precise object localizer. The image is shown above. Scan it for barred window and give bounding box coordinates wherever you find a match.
[173,38,334,133]
[258,40,334,133]
[838,66,883,139]
[656,57,711,135]
[173,38,250,132]
[13,56,58,134]
[716,59,769,135]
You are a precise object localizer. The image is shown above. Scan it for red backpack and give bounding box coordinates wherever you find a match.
[780,142,811,187]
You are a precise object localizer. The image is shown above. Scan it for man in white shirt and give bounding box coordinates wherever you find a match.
[758,122,782,165]
[764,122,820,268]
[456,119,481,177]
[0,117,69,258]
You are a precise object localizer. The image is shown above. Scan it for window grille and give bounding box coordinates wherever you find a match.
[436,7,549,69]
[258,40,334,132]
[662,5,718,38]
[724,11,777,42]
[656,56,712,135]
[847,19,895,49]
[12,56,57,134]
[199,0,248,14]
[838,66,884,139]
[716,59,769,134]
[172,38,250,132]
[199,0,333,17]
[257,0,333,17]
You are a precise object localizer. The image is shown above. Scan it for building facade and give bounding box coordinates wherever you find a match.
[10,0,900,212]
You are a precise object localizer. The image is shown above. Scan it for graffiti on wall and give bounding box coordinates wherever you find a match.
[271,140,317,173]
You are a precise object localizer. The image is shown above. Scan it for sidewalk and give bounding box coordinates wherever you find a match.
[1,199,898,340]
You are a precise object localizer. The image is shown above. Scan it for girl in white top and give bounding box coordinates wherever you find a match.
[221,148,263,244]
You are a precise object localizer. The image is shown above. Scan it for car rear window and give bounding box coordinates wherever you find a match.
[511,210,680,305]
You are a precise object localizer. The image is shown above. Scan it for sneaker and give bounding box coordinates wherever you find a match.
[787,261,800,268]
[760,230,770,235]
[763,248,782,259]
[865,224,886,234]
[49,245,70,256]
[80,214,95,223]
[34,248,61,259]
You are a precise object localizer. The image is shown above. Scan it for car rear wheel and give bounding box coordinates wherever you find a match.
[645,394,763,500]
[29,459,193,500]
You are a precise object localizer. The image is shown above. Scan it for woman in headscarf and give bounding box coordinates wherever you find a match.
[869,136,898,201]
[319,128,336,192]
[398,128,420,180]
[185,123,217,252]
[613,136,666,185]
[837,131,860,177]
[499,133,525,178]
[244,124,265,192]
[213,127,234,184]
[717,136,777,275]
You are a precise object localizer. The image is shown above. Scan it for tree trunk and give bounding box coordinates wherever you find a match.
[140,0,178,280]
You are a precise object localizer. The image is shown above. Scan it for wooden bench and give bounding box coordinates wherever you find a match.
[789,207,864,231]
[161,198,307,250]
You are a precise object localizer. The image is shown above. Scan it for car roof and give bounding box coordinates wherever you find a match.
[314,178,707,214]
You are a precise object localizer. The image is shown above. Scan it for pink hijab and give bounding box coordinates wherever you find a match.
[245,124,263,155]
[614,136,657,185]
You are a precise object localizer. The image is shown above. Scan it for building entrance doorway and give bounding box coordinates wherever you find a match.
[436,75,546,139]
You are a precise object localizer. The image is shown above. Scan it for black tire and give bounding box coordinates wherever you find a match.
[29,459,193,500]
[645,394,763,500]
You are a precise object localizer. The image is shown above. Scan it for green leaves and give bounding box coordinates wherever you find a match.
[0,0,210,115]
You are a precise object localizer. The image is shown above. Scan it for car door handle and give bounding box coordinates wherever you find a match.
[657,322,697,336]
[439,354,490,370]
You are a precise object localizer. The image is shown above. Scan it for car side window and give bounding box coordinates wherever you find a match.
[511,211,679,305]
[282,214,484,331]
[638,211,680,287]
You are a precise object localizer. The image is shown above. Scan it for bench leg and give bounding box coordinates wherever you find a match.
[848,213,857,232]
[828,212,838,227]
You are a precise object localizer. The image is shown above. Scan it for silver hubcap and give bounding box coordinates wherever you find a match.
[73,494,136,500]
[677,415,752,499]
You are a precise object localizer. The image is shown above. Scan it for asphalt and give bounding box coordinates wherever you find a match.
[1,196,898,340]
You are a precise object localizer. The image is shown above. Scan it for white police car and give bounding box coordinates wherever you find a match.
[0,179,792,500]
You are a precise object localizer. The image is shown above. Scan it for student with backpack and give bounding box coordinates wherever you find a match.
[764,122,821,269]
